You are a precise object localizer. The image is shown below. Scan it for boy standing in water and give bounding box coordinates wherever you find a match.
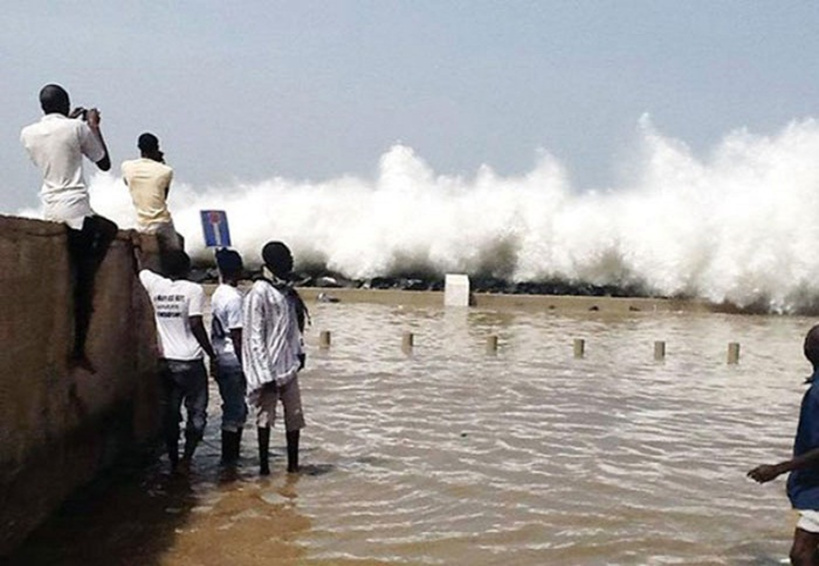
[242,241,307,475]
[211,249,248,465]
[749,324,819,566]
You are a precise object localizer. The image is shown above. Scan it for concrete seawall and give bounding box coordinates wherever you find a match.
[0,215,161,555]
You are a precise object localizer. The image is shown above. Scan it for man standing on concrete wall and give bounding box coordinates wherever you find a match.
[20,84,118,370]
[211,249,248,465]
[139,249,217,471]
[121,133,184,258]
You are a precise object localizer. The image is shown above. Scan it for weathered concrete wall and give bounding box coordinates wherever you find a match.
[0,215,161,555]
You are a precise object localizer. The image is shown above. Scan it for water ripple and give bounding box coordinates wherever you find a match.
[298,305,810,564]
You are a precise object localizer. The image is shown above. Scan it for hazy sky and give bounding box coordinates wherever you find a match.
[4,1,819,212]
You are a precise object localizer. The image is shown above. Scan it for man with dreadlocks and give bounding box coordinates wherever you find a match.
[243,241,308,475]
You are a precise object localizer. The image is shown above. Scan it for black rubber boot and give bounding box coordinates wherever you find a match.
[182,430,200,462]
[234,427,243,462]
[258,426,271,475]
[221,430,230,463]
[221,430,242,465]
[166,437,179,470]
[286,430,300,474]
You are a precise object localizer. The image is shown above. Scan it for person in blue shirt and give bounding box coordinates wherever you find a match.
[749,324,819,566]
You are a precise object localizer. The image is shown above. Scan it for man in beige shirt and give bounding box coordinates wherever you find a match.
[122,133,183,254]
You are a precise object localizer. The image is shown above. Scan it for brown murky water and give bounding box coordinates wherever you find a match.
[8,303,812,565]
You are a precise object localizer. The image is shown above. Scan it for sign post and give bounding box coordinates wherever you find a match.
[200,210,232,248]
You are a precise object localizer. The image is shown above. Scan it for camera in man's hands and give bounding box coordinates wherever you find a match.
[71,107,88,121]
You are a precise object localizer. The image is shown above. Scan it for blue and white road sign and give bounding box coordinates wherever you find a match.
[200,210,232,248]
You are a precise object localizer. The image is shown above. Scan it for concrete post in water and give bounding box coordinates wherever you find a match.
[402,332,414,354]
[444,274,470,307]
[319,330,331,349]
[486,335,498,355]
[727,342,740,364]
[654,341,666,361]
[573,338,585,358]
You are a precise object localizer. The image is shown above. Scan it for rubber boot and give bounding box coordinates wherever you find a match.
[258,426,271,475]
[221,430,241,465]
[286,430,300,473]
[221,430,231,464]
[182,430,200,463]
[166,437,179,470]
[234,427,243,462]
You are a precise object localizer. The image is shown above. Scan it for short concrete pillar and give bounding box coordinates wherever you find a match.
[727,342,740,364]
[444,274,470,307]
[486,335,498,355]
[654,341,666,361]
[402,332,414,354]
[319,330,331,349]
[573,338,585,358]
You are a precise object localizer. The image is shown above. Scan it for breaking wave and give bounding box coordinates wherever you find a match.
[23,116,819,313]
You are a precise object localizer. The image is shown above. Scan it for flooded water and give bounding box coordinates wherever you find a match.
[8,302,814,565]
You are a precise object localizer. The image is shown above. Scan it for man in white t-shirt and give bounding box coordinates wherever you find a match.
[121,133,183,256]
[243,241,308,475]
[139,249,217,470]
[211,249,248,465]
[21,84,118,370]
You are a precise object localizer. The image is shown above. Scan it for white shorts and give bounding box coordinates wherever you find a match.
[797,510,819,533]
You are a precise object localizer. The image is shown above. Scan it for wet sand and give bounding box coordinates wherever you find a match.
[7,438,388,566]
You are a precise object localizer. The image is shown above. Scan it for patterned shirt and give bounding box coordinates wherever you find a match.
[242,278,303,404]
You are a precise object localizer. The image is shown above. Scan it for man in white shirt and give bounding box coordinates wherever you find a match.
[121,133,183,256]
[139,249,217,470]
[243,241,308,474]
[21,84,117,369]
[211,248,248,465]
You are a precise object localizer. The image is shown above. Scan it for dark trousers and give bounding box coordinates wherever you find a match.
[160,359,209,462]
[214,362,248,432]
[66,215,118,357]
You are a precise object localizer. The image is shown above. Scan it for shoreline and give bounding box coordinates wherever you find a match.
[203,282,754,314]
[289,287,730,314]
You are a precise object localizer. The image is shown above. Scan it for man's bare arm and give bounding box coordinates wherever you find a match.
[748,447,819,483]
[190,315,216,360]
[190,315,219,379]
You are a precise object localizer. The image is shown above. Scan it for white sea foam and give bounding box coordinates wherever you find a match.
[64,117,819,312]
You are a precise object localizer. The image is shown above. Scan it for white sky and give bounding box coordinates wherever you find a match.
[4,1,819,212]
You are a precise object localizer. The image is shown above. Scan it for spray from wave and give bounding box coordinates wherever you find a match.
[34,116,819,313]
